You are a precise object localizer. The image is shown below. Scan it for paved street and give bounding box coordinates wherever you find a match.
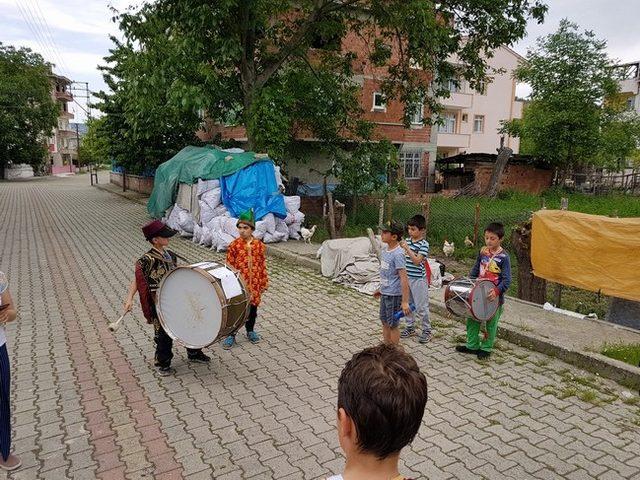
[0,174,639,480]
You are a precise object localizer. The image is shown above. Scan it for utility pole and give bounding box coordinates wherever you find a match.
[70,81,91,119]
[75,123,80,165]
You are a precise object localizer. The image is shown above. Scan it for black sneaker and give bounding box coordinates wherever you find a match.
[455,345,478,354]
[188,351,211,363]
[477,350,491,360]
[158,366,175,376]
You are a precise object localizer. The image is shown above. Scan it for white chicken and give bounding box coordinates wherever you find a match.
[443,240,455,257]
[300,225,317,244]
[464,235,474,248]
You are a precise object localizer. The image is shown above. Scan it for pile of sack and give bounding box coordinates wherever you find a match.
[164,178,305,252]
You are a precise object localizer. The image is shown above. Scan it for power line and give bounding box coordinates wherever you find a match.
[15,2,59,67]
[27,0,72,77]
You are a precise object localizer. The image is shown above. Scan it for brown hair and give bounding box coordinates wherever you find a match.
[338,344,428,459]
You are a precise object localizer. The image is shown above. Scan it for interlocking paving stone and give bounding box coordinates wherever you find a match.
[0,174,639,479]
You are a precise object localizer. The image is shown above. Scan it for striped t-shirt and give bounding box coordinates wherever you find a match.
[404,238,429,278]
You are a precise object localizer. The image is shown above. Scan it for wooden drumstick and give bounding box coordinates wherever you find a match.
[108,311,129,332]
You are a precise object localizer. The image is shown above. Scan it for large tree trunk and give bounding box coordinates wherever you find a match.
[511,219,547,304]
[484,147,512,197]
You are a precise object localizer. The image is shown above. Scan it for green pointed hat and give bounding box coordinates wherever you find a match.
[237,209,255,229]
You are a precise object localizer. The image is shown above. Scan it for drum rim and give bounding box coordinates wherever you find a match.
[157,264,229,349]
[468,278,499,322]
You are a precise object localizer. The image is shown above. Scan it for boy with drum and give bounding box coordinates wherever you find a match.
[123,220,210,376]
[373,220,412,345]
[222,210,268,349]
[455,222,511,359]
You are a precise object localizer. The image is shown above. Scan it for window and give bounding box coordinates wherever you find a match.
[476,80,487,95]
[473,115,485,133]
[410,104,423,125]
[372,92,386,111]
[626,96,636,111]
[438,112,456,134]
[399,149,422,179]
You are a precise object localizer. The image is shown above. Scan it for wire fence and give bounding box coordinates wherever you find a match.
[305,188,640,317]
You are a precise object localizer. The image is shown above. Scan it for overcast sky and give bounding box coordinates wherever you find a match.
[1,0,639,121]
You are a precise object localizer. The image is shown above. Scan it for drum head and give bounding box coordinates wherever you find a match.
[158,267,225,349]
[469,279,500,321]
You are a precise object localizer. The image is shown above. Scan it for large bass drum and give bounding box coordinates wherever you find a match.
[444,277,500,322]
[157,261,250,349]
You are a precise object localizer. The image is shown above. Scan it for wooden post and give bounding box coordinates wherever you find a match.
[422,195,431,231]
[553,197,569,306]
[385,192,394,223]
[326,191,337,239]
[473,202,481,246]
[511,220,547,303]
[560,197,568,210]
[122,169,126,192]
[378,199,385,233]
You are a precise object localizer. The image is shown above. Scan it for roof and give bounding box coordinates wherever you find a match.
[437,152,551,169]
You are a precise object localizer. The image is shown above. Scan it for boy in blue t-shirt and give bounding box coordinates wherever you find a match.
[374,220,411,345]
[400,214,432,343]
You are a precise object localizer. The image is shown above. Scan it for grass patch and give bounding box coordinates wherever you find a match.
[601,343,640,367]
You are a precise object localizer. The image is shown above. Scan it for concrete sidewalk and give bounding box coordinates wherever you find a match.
[267,240,640,389]
[95,177,640,389]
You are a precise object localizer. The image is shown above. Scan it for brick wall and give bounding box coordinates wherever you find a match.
[110,172,155,195]
[473,163,553,195]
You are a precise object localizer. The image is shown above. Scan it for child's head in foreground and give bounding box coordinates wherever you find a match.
[337,344,428,461]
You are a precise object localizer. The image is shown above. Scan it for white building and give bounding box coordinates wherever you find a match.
[436,46,524,158]
[618,61,639,114]
[48,71,77,172]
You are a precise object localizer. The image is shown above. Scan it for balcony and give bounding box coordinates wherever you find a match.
[55,90,73,102]
[439,91,473,110]
[59,110,75,120]
[437,132,470,149]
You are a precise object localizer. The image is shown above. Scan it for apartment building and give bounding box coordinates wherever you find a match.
[436,46,524,159]
[49,71,77,173]
[618,60,639,114]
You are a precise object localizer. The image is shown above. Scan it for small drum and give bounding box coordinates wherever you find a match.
[157,261,250,348]
[444,277,499,322]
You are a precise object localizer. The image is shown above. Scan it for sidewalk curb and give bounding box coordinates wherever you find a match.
[428,298,640,391]
[95,184,640,389]
[266,245,322,272]
[94,184,149,206]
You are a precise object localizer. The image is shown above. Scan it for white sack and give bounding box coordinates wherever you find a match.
[284,196,301,214]
[197,178,220,196]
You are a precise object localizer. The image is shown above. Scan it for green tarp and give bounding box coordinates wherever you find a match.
[147,146,262,218]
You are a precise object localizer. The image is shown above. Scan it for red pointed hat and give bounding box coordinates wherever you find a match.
[142,220,177,241]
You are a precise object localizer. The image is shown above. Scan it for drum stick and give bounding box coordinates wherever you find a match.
[108,311,129,332]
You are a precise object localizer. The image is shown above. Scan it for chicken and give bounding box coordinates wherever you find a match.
[443,240,455,257]
[464,235,474,248]
[300,225,317,244]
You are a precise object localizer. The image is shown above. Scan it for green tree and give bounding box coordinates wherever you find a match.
[100,0,546,184]
[92,38,203,174]
[77,117,110,166]
[502,20,640,171]
[0,43,58,174]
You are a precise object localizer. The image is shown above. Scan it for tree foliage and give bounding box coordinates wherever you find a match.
[77,117,110,166]
[502,20,640,170]
[0,43,58,172]
[92,38,203,175]
[99,0,546,186]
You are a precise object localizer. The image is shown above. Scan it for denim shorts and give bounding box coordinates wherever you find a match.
[380,295,403,327]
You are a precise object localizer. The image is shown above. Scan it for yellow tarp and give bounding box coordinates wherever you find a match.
[531,209,640,302]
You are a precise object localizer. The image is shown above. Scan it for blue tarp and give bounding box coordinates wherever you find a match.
[220,161,287,221]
